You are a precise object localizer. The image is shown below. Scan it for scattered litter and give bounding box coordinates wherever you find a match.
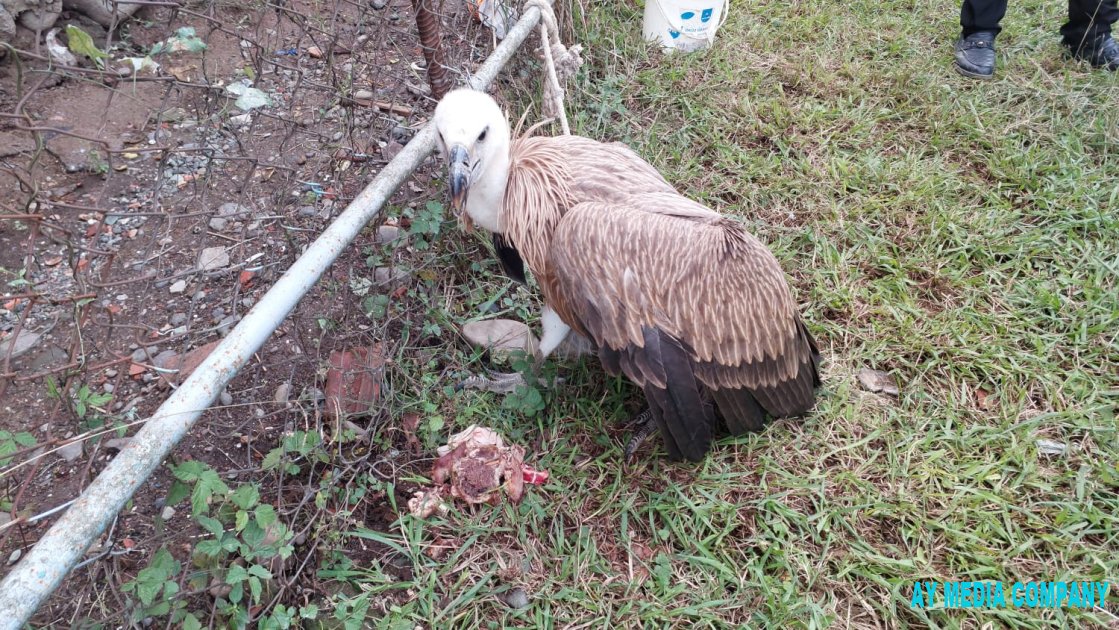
[857,367,899,396]
[45,29,77,66]
[275,47,298,56]
[323,344,384,417]
[226,82,272,110]
[1036,439,1068,456]
[466,0,518,39]
[431,425,541,506]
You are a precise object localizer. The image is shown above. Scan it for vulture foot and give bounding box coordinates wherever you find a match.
[622,408,658,464]
[456,371,526,394]
[457,370,564,393]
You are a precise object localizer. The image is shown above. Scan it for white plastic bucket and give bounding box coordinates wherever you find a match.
[642,0,729,52]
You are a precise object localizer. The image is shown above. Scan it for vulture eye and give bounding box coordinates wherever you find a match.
[478,127,488,143]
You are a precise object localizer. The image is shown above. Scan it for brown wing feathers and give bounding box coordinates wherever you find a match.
[500,136,818,461]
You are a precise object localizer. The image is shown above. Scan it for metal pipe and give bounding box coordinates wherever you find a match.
[0,7,542,625]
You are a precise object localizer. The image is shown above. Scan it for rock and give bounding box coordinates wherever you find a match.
[211,307,226,322]
[298,205,318,217]
[7,549,21,566]
[217,202,251,219]
[209,217,228,231]
[390,124,413,144]
[375,225,403,244]
[104,438,131,450]
[461,319,539,359]
[370,0,388,8]
[354,89,375,100]
[857,368,899,396]
[105,369,119,378]
[57,440,83,462]
[131,346,159,362]
[220,390,234,406]
[161,506,176,520]
[217,315,239,335]
[197,247,230,271]
[500,587,530,610]
[274,382,291,405]
[324,345,384,418]
[374,266,408,286]
[152,349,179,368]
[170,312,188,326]
[0,329,42,360]
[169,279,187,294]
[103,383,114,393]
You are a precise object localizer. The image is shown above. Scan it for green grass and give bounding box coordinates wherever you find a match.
[334,0,1118,627]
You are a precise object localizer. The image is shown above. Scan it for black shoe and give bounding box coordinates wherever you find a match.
[954,31,997,79]
[1067,35,1119,71]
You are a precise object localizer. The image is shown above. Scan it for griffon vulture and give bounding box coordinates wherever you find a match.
[433,88,820,462]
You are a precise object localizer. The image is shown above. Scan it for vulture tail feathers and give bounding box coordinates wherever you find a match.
[492,233,527,285]
[640,327,713,462]
[711,388,767,434]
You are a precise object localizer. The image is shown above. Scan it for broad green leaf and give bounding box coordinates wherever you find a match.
[65,25,109,66]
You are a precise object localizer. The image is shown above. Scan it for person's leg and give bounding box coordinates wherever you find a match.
[956,0,1009,78]
[1062,0,1119,70]
[961,0,1009,36]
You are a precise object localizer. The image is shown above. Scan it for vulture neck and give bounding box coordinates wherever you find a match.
[501,137,574,281]
[466,151,511,233]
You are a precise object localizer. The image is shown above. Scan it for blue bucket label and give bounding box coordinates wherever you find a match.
[669,30,680,38]
[701,8,713,22]
[680,11,695,19]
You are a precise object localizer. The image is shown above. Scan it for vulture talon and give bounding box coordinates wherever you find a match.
[623,410,659,464]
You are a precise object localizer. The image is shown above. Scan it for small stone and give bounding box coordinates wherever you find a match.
[103,383,114,393]
[856,368,899,396]
[57,441,83,462]
[218,202,251,219]
[274,382,292,405]
[7,549,21,566]
[105,369,118,378]
[461,319,539,358]
[390,124,412,144]
[220,390,234,406]
[131,347,158,362]
[197,247,230,271]
[169,280,187,294]
[354,89,375,100]
[298,205,318,217]
[332,131,344,142]
[500,587,530,609]
[153,349,179,368]
[161,506,176,520]
[209,217,228,231]
[375,225,402,244]
[370,0,388,8]
[374,266,408,286]
[170,312,187,326]
[104,438,131,450]
[217,315,239,335]
[212,307,226,322]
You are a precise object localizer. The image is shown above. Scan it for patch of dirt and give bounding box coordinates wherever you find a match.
[0,0,505,624]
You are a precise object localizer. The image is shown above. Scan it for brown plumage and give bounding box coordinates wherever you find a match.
[434,89,820,462]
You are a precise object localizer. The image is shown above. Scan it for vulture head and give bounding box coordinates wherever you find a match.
[432,89,512,233]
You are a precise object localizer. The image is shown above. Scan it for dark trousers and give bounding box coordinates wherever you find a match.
[961,0,1119,46]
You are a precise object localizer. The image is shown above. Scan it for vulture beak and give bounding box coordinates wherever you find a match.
[447,144,470,214]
